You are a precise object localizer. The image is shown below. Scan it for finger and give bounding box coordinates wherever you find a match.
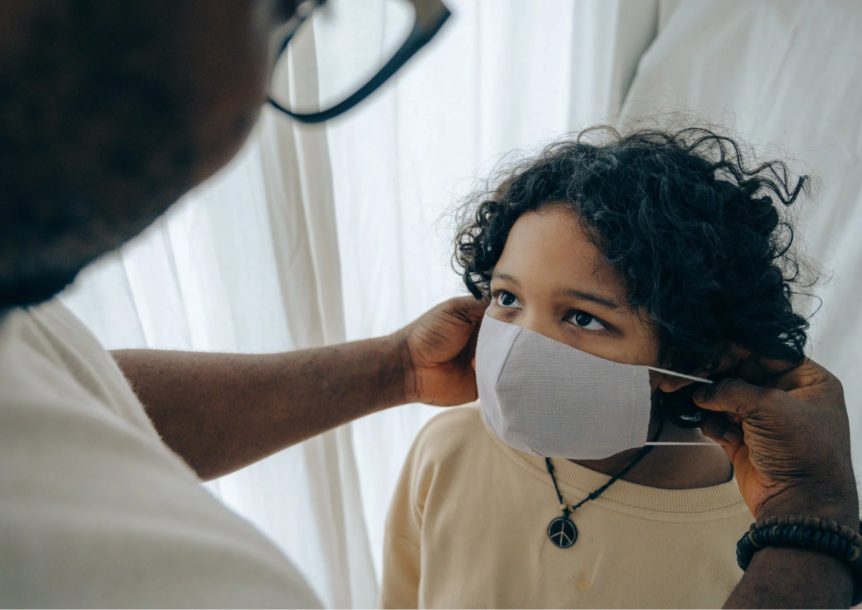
[447,296,490,325]
[735,358,796,386]
[700,412,750,475]
[462,321,480,363]
[700,411,742,445]
[764,358,834,393]
[692,376,774,416]
[708,346,788,385]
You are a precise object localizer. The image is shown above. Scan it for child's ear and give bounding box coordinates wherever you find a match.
[649,369,696,391]
[656,374,697,393]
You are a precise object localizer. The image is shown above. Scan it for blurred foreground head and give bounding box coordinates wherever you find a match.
[0,0,297,308]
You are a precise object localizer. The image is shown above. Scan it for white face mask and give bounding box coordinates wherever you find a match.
[476,314,712,460]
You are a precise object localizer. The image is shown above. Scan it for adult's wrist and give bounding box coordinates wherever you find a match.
[755,488,859,530]
[384,330,414,406]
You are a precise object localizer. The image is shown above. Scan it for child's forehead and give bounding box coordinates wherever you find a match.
[497,206,626,298]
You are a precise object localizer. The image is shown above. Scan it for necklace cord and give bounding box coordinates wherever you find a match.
[545,458,568,512]
[546,417,667,513]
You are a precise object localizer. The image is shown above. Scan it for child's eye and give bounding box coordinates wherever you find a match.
[494,290,521,309]
[566,311,606,331]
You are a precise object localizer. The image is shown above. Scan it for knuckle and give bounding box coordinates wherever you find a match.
[760,387,785,404]
[748,387,787,417]
[830,372,845,394]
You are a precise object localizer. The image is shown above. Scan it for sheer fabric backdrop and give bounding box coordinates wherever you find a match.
[60,0,862,606]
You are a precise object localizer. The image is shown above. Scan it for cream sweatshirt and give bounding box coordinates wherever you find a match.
[381,404,753,609]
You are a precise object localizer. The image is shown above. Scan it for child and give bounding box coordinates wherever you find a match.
[380,127,812,608]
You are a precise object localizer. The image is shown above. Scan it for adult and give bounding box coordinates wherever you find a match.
[0,0,857,607]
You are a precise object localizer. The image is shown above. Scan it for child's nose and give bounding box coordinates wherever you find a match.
[515,314,566,345]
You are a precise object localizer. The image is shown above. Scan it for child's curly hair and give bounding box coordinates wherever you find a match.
[455,126,815,377]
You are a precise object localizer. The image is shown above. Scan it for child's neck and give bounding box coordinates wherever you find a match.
[572,422,733,490]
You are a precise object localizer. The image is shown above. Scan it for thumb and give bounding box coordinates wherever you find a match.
[700,410,743,446]
[692,376,774,417]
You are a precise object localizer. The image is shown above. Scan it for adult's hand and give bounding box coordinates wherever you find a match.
[694,358,858,609]
[694,358,858,525]
[395,296,488,407]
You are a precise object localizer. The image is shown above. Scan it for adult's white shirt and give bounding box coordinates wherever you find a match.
[0,300,322,608]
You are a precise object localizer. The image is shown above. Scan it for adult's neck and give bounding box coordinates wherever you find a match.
[572,421,733,490]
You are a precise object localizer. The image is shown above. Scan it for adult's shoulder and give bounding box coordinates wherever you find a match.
[3,299,159,432]
[0,303,322,607]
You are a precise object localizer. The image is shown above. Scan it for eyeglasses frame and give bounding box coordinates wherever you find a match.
[267,0,451,123]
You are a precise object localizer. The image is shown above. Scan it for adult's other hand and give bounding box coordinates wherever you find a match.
[395,296,488,407]
[695,358,858,526]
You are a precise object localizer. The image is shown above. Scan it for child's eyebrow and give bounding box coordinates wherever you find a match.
[556,287,622,310]
[491,272,520,285]
[493,271,622,311]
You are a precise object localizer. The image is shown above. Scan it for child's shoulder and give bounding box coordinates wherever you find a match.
[421,401,483,434]
[410,402,488,463]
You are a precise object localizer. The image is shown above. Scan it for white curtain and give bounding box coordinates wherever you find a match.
[60,0,862,607]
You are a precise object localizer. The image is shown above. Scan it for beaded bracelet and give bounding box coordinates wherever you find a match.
[736,516,862,605]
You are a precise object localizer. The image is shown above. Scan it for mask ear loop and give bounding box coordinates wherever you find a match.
[646,366,713,384]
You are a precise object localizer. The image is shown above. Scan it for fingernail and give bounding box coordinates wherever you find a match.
[722,429,741,444]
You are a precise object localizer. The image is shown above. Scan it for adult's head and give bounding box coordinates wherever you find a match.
[455,126,814,419]
[0,0,299,309]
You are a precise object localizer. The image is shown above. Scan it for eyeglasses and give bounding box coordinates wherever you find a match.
[268,0,451,124]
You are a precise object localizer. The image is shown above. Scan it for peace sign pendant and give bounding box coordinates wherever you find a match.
[547,515,578,548]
